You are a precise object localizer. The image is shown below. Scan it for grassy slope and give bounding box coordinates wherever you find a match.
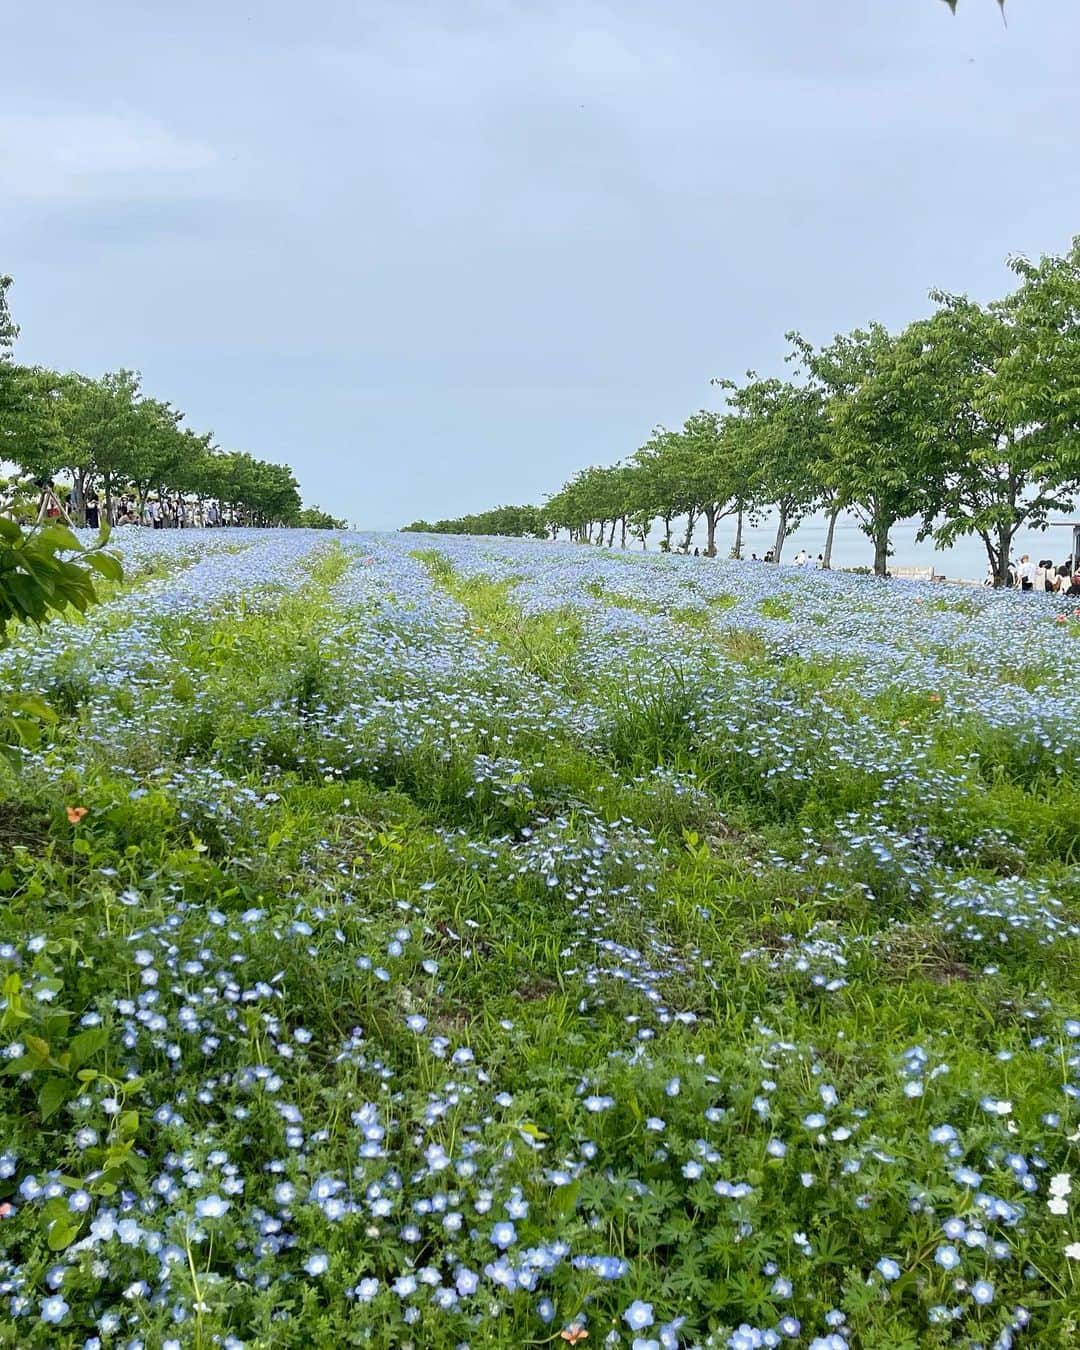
[0,535,1077,1349]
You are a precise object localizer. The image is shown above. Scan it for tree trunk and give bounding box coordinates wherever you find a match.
[608,519,617,547]
[872,519,891,577]
[620,516,627,549]
[993,524,1014,587]
[663,514,673,550]
[731,504,744,560]
[104,471,113,525]
[773,504,789,565]
[680,508,698,553]
[703,505,718,556]
[822,503,840,570]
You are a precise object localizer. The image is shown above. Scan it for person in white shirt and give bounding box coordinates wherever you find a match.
[1017,555,1038,591]
[792,549,808,566]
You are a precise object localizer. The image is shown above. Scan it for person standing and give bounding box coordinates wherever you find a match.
[1017,555,1037,591]
[85,493,99,530]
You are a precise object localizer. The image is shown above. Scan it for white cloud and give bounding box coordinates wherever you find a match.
[0,110,217,202]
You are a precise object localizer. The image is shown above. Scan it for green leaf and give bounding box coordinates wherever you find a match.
[10,694,57,723]
[171,672,196,703]
[38,523,83,553]
[87,551,123,582]
[38,1076,71,1121]
[69,1024,108,1070]
[46,1215,82,1251]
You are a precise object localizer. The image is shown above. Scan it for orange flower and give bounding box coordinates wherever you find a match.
[66,806,88,825]
[560,1329,588,1345]
[928,694,940,703]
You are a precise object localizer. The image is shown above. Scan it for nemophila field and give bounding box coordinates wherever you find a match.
[1,531,1079,1350]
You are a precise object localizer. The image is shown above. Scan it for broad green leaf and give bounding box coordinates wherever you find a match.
[38,1076,71,1121]
[69,1024,108,1070]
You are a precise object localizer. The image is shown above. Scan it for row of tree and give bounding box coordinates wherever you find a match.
[404,504,547,539]
[404,239,1080,584]
[0,276,344,529]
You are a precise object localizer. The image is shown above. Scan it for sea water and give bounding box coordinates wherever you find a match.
[681,509,1077,581]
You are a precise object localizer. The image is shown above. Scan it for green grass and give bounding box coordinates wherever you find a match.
[0,538,1078,1348]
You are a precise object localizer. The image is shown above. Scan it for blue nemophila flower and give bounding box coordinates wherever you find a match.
[505,1190,529,1218]
[194,1194,229,1219]
[303,1253,328,1276]
[490,1221,517,1249]
[935,1245,961,1270]
[972,1279,994,1305]
[40,1296,69,1324]
[455,1268,479,1296]
[584,1095,614,1112]
[624,1301,654,1330]
[485,1257,517,1289]
[876,1258,901,1281]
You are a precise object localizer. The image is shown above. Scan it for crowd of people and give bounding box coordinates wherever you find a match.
[106,495,246,529]
[1006,554,1080,595]
[40,486,250,531]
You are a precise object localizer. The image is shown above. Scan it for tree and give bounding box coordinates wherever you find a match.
[75,370,143,523]
[0,280,122,757]
[122,397,188,513]
[792,325,935,576]
[631,429,685,551]
[718,376,824,564]
[676,411,733,557]
[296,506,347,529]
[907,243,1080,583]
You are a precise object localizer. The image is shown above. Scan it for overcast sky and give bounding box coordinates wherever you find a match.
[2,1,1078,528]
